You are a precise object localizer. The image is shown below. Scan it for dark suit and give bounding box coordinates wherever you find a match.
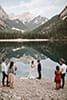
[37,63,41,79]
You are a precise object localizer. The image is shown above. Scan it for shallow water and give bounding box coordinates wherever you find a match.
[14,58,59,78]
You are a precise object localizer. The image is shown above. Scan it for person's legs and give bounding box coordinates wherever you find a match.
[59,81,61,88]
[56,83,60,89]
[56,83,57,89]
[8,73,11,86]
[61,73,65,88]
[38,70,41,79]
[2,72,5,86]
[12,74,15,88]
[10,73,14,88]
[8,73,10,86]
[6,74,8,86]
[39,71,41,79]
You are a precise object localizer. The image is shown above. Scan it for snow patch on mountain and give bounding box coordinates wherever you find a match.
[12,27,25,32]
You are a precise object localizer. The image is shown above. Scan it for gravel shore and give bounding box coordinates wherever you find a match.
[0,77,67,100]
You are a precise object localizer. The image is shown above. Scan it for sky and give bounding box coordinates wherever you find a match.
[0,0,67,18]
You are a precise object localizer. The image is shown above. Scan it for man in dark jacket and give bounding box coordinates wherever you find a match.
[37,60,41,79]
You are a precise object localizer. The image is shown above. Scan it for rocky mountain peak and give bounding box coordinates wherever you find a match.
[0,5,9,19]
[59,6,67,20]
[10,12,34,22]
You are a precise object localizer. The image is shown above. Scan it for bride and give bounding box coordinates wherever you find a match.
[29,60,35,79]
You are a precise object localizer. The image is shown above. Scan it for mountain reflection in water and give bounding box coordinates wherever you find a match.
[0,41,67,78]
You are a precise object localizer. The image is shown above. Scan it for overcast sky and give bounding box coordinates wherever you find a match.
[0,0,67,18]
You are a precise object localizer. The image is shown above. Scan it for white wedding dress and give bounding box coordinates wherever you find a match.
[29,64,35,79]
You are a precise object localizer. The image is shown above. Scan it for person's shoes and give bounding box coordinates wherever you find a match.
[61,87,64,89]
[36,77,41,79]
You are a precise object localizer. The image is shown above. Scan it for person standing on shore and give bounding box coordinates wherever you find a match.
[29,60,35,79]
[54,66,62,89]
[59,58,67,88]
[37,60,41,79]
[1,57,8,86]
[8,61,16,89]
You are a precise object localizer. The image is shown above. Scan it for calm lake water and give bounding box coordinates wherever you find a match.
[0,41,67,79]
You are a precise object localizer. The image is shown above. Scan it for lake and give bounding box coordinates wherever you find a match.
[0,41,67,79]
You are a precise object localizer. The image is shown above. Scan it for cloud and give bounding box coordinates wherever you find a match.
[1,0,67,18]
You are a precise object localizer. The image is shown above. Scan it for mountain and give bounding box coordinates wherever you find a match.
[10,13,48,31]
[0,19,8,30]
[0,5,9,19]
[23,6,67,39]
[4,19,28,32]
[0,5,9,30]
[0,6,67,39]
[0,6,28,32]
[0,6,48,32]
[59,6,67,20]
[24,15,48,31]
[10,12,34,23]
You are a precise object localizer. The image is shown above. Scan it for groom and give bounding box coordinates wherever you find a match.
[37,60,41,79]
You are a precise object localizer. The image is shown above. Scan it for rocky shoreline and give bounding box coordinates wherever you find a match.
[0,77,67,100]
